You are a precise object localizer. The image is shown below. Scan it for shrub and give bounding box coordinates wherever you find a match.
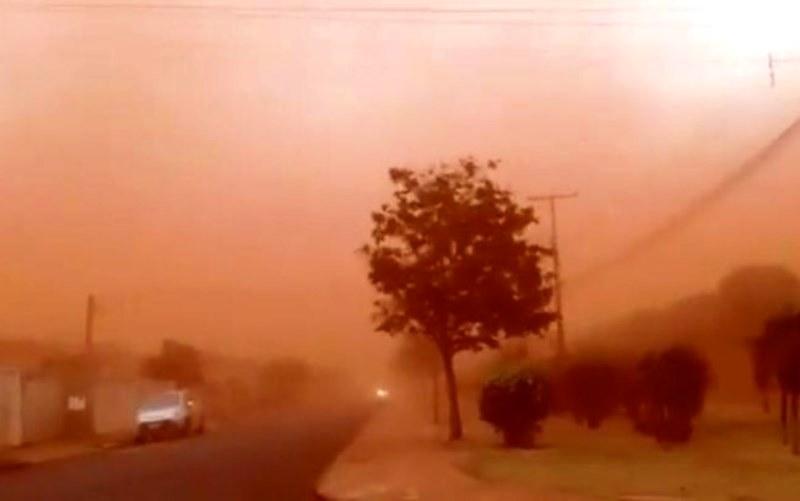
[627,346,710,444]
[560,357,625,429]
[479,365,551,448]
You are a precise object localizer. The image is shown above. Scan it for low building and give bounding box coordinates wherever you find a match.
[0,367,65,447]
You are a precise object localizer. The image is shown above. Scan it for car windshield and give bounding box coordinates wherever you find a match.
[142,392,181,409]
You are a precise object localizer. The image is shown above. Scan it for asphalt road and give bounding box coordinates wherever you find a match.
[0,402,371,501]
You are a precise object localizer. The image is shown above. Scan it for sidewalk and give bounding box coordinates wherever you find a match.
[315,403,537,501]
[318,400,796,501]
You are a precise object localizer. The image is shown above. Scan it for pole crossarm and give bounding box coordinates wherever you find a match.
[528,192,578,202]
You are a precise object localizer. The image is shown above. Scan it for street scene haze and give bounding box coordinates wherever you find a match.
[1,0,799,500]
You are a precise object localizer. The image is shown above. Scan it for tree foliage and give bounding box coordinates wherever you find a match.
[752,311,800,454]
[627,346,710,444]
[583,265,800,401]
[559,356,625,429]
[754,312,800,394]
[142,339,204,387]
[719,266,800,330]
[479,365,551,448]
[363,158,555,439]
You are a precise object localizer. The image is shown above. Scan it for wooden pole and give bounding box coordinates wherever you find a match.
[529,193,577,358]
[85,294,95,352]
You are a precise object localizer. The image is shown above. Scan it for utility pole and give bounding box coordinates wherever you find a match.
[529,192,577,358]
[85,293,96,353]
[768,52,776,88]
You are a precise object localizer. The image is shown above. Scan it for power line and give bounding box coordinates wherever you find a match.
[10,0,800,66]
[8,0,799,44]
[567,112,800,290]
[236,13,717,28]
[0,2,709,15]
[14,0,800,50]
[0,0,741,26]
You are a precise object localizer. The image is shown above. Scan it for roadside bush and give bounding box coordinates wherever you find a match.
[559,357,625,429]
[479,365,551,448]
[627,346,710,444]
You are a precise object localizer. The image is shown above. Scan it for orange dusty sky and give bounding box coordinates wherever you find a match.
[1,1,799,371]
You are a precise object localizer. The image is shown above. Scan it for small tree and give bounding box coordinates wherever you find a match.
[718,265,800,334]
[479,365,551,447]
[363,158,555,440]
[142,339,204,387]
[628,346,710,444]
[752,312,800,453]
[560,357,624,429]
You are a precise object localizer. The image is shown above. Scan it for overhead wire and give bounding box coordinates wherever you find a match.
[566,113,800,289]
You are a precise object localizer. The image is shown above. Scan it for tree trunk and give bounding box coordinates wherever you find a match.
[440,352,463,440]
[792,393,799,455]
[431,369,440,425]
[781,390,788,445]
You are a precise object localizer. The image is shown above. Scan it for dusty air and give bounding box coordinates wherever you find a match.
[1,1,799,500]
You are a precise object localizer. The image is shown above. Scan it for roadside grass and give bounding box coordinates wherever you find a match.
[458,406,800,500]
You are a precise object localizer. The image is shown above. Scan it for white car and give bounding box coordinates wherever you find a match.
[136,389,205,442]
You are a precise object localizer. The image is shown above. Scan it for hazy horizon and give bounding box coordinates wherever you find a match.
[2,0,799,372]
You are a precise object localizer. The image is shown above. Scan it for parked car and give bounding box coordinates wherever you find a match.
[135,389,205,443]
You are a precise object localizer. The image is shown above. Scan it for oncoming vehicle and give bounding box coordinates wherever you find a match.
[136,389,205,443]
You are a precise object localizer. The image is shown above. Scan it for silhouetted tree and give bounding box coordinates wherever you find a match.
[142,339,204,387]
[585,265,800,404]
[718,266,800,333]
[480,365,551,447]
[559,357,625,429]
[363,158,555,440]
[752,312,800,454]
[259,357,312,404]
[391,334,442,424]
[628,346,710,444]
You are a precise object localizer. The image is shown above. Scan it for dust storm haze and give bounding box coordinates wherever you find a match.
[1,0,799,376]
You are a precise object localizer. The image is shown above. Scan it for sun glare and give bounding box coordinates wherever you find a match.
[696,0,800,55]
